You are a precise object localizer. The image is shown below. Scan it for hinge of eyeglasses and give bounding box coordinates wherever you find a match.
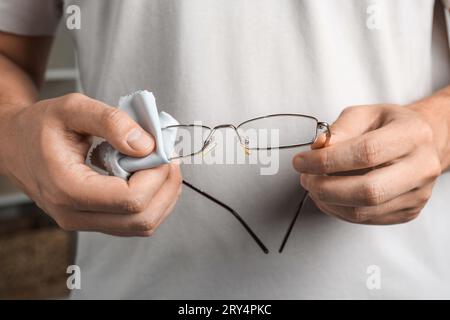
[317,121,331,146]
[317,122,329,130]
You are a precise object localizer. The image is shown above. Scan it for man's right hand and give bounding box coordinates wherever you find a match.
[0,93,182,236]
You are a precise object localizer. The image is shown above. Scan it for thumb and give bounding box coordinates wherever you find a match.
[327,105,382,145]
[57,93,154,157]
[310,105,382,150]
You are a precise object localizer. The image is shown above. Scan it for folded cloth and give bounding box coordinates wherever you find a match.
[87,90,179,180]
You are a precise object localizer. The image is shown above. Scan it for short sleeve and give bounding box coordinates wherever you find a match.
[0,0,62,36]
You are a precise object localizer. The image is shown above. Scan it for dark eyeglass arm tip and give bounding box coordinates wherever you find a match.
[278,191,309,253]
[182,180,269,254]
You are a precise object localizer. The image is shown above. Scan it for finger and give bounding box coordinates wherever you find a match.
[347,183,432,221]
[153,184,182,230]
[56,93,154,157]
[328,105,385,144]
[56,209,140,234]
[62,163,171,214]
[308,193,351,222]
[363,208,422,225]
[309,183,432,223]
[301,152,438,206]
[101,230,154,237]
[77,198,179,236]
[313,197,421,225]
[311,133,328,149]
[105,183,181,236]
[294,122,415,174]
[138,163,182,230]
[58,164,182,233]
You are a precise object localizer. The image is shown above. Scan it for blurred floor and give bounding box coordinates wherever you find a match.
[0,203,75,299]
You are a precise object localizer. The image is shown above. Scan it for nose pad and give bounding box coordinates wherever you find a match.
[242,136,251,155]
[202,137,217,156]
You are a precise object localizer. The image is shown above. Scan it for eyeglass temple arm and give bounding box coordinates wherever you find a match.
[182,180,269,254]
[278,191,309,253]
[278,122,329,253]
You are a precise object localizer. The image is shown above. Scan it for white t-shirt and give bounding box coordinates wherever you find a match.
[1,0,450,299]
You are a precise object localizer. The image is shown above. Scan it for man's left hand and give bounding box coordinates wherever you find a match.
[293,101,447,225]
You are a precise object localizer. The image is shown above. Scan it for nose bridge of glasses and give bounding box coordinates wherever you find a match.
[204,124,245,145]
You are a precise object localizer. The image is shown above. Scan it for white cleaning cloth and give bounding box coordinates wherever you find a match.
[89,90,179,180]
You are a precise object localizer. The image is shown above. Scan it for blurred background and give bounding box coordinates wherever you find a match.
[0,25,78,299]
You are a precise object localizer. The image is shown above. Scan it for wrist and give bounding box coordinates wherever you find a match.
[408,88,450,171]
[0,103,26,175]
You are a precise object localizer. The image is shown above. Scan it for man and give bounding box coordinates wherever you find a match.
[0,0,449,299]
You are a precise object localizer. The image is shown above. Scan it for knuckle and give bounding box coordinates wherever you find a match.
[317,151,333,172]
[62,93,86,107]
[429,157,442,180]
[102,108,128,131]
[416,119,434,143]
[360,180,385,206]
[132,218,156,233]
[123,195,147,213]
[341,106,357,115]
[356,138,380,167]
[418,188,432,204]
[141,230,154,237]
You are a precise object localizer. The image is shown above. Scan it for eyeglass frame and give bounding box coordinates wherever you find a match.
[161,113,331,254]
[162,113,331,159]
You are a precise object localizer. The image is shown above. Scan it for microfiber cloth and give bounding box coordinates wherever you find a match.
[87,90,179,179]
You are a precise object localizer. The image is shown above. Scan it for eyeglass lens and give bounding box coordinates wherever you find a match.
[163,115,318,157]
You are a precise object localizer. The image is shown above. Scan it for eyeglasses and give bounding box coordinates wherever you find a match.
[163,114,330,158]
[162,114,330,253]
